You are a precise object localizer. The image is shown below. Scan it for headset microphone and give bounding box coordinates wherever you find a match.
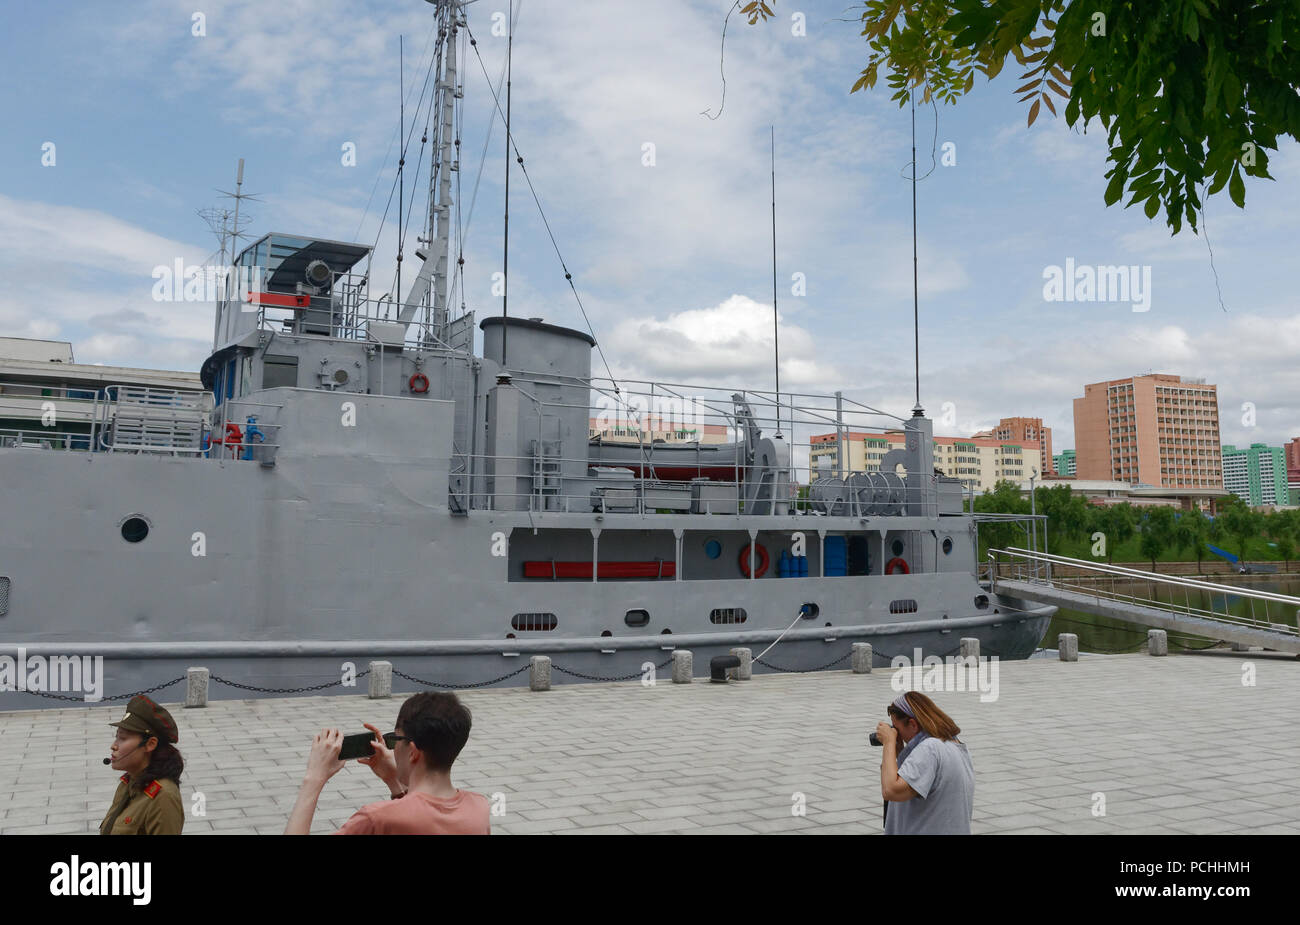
[104,739,145,766]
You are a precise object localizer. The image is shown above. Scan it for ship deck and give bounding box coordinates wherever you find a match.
[2,650,1297,835]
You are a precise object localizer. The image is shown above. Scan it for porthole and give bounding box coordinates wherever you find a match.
[625,609,650,627]
[942,537,953,555]
[891,539,905,557]
[704,540,722,559]
[974,594,989,610]
[120,516,150,543]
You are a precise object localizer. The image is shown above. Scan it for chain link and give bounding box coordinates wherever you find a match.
[754,651,852,674]
[551,654,675,682]
[209,669,370,695]
[17,676,186,703]
[392,664,530,689]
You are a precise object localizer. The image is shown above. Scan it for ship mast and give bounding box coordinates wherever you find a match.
[397,0,461,345]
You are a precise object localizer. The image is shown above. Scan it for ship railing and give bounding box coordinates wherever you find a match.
[988,547,1300,636]
[204,396,286,463]
[974,513,1051,579]
[471,373,940,516]
[0,426,96,452]
[453,446,941,517]
[236,289,470,353]
[94,385,213,456]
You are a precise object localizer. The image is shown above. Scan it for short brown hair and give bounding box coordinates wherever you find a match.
[396,692,472,772]
[887,691,961,742]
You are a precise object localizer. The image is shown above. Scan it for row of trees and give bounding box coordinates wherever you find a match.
[974,481,1300,570]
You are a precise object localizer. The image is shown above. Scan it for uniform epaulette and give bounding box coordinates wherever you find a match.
[143,780,162,799]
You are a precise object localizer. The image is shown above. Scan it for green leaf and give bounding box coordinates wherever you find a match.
[1104,169,1127,206]
[1143,195,1160,219]
[1027,98,1041,126]
[1228,164,1245,208]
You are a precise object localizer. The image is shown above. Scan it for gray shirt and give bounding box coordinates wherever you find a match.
[883,735,974,835]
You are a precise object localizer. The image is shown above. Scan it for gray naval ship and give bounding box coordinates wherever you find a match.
[0,0,1053,706]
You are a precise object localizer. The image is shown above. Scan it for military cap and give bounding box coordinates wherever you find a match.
[109,695,179,744]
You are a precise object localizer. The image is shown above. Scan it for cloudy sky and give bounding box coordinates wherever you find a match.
[2,0,1296,454]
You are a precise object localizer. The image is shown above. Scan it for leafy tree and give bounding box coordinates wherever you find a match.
[1137,506,1176,570]
[1099,503,1137,563]
[1173,507,1211,569]
[743,1,1299,234]
[1216,497,1258,561]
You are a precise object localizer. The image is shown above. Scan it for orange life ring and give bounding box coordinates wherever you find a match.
[409,372,430,394]
[885,557,910,575]
[739,543,770,578]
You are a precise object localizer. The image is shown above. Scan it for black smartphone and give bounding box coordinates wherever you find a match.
[338,731,378,761]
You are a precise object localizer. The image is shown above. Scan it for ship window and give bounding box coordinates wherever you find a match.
[625,609,650,627]
[120,517,150,543]
[942,537,953,555]
[891,539,905,557]
[704,540,722,559]
[0,577,8,616]
[889,599,918,614]
[510,612,557,631]
[710,608,747,624]
[263,355,299,389]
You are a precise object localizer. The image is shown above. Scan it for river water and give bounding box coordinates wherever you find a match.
[1040,574,1300,654]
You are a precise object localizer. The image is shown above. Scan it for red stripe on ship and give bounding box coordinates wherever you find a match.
[247,291,311,308]
[523,561,675,579]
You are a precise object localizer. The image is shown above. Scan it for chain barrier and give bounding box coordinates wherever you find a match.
[209,669,370,695]
[754,651,852,674]
[15,676,186,703]
[392,665,530,690]
[551,654,676,682]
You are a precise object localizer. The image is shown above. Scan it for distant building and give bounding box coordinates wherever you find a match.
[809,430,1040,494]
[1285,437,1300,484]
[0,337,201,450]
[587,416,729,446]
[1053,449,1076,476]
[1222,443,1289,507]
[989,417,1054,474]
[1073,373,1221,489]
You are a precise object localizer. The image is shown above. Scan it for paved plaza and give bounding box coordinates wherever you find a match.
[1,651,1297,835]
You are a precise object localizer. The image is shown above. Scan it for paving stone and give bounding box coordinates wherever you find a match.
[3,652,1298,835]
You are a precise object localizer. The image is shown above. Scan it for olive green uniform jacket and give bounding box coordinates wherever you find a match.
[100,775,184,835]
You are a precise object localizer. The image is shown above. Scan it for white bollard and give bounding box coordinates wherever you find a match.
[185,667,209,708]
[368,660,393,698]
[1058,633,1079,662]
[729,647,752,681]
[1147,629,1168,657]
[529,655,551,691]
[672,650,693,684]
[959,637,980,660]
[852,643,873,673]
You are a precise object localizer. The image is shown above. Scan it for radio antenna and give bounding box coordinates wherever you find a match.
[501,0,513,368]
[770,126,781,438]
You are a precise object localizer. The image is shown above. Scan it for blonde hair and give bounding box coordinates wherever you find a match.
[888,691,961,741]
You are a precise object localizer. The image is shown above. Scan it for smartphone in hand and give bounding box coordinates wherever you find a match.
[337,731,379,761]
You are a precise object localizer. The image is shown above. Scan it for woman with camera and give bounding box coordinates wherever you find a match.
[875,690,974,835]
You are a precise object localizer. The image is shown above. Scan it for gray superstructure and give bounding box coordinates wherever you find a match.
[0,1,1053,707]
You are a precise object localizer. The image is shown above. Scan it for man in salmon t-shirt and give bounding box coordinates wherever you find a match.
[284,692,491,835]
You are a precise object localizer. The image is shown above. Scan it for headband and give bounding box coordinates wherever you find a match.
[891,693,916,719]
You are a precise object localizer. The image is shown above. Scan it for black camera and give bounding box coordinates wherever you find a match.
[869,733,882,746]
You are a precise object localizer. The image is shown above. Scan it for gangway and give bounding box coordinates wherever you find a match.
[988,548,1300,655]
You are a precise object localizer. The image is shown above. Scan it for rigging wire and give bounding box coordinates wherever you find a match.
[464,19,621,393]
